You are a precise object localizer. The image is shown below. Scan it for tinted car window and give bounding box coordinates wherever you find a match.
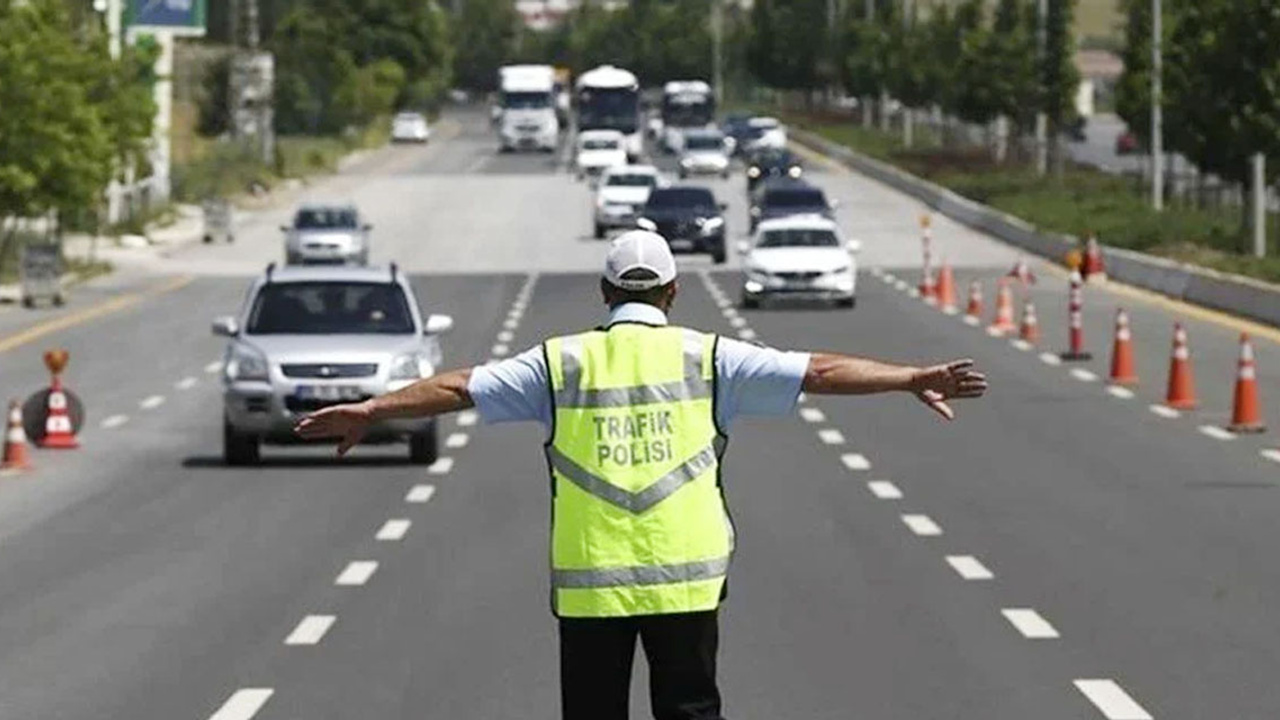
[503,91,551,109]
[247,282,414,335]
[765,189,826,207]
[295,208,358,230]
[606,173,657,187]
[685,135,724,151]
[646,188,716,209]
[752,150,795,167]
[582,138,619,150]
[758,229,839,248]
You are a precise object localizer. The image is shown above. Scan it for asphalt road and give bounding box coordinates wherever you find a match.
[0,107,1278,719]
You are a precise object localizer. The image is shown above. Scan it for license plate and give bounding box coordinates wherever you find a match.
[295,385,362,401]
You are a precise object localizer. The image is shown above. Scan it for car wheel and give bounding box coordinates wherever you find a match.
[594,222,605,239]
[721,170,730,179]
[224,420,260,466]
[836,297,856,309]
[409,423,438,465]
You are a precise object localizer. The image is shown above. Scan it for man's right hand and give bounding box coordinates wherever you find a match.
[294,401,375,456]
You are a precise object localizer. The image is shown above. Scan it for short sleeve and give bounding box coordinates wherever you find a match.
[714,337,810,431]
[466,346,552,429]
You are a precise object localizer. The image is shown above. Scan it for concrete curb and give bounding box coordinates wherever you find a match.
[791,127,1280,328]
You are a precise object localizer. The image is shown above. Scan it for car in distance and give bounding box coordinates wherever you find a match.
[745,148,803,193]
[282,204,372,266]
[213,263,454,465]
[742,116,787,153]
[739,215,858,308]
[391,111,431,143]
[677,129,731,179]
[748,179,837,233]
[636,186,727,264]
[594,164,663,239]
[575,129,629,181]
[720,113,754,156]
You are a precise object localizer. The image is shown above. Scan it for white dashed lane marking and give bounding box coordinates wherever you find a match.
[491,344,510,357]
[737,328,757,340]
[101,414,129,429]
[1149,404,1181,419]
[946,555,994,580]
[799,408,826,423]
[1039,352,1063,366]
[817,429,845,445]
[445,433,469,449]
[1010,339,1033,352]
[503,318,519,330]
[457,411,478,427]
[1261,449,1280,464]
[376,519,412,541]
[427,457,454,475]
[1001,608,1060,639]
[176,377,198,390]
[406,485,437,503]
[1070,369,1099,383]
[1107,386,1135,399]
[721,307,737,318]
[901,514,942,536]
[335,561,378,586]
[204,361,223,374]
[866,480,902,499]
[841,453,871,471]
[498,330,515,342]
[1198,425,1235,441]
[1073,679,1154,720]
[284,615,336,646]
[139,395,165,410]
[729,316,747,329]
[208,688,274,720]
[962,315,980,326]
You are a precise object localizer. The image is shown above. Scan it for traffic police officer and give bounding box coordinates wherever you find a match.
[296,230,988,720]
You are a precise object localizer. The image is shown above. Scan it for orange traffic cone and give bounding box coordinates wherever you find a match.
[1164,323,1198,410]
[936,263,957,313]
[1109,309,1139,386]
[2,401,31,472]
[1019,300,1040,345]
[964,281,983,325]
[39,377,78,449]
[987,280,1016,336]
[1007,257,1037,285]
[1228,333,1265,433]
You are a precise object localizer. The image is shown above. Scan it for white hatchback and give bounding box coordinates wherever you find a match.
[575,130,628,181]
[594,165,664,238]
[739,215,860,308]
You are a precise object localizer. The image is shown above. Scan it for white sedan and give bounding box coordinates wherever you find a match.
[594,165,664,238]
[739,215,860,308]
[391,112,430,143]
[575,130,629,182]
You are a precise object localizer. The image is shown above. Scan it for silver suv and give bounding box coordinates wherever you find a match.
[282,203,371,266]
[213,263,454,465]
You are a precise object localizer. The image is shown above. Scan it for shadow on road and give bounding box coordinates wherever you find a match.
[181,455,419,470]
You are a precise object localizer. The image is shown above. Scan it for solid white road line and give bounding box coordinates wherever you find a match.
[1001,608,1060,639]
[100,414,129,429]
[1073,679,1154,720]
[139,395,166,410]
[176,377,198,390]
[208,688,274,720]
[737,328,757,340]
[376,519,412,541]
[841,453,872,471]
[799,408,826,423]
[866,480,902,499]
[1070,369,1099,382]
[497,330,514,343]
[1149,404,1181,418]
[817,429,845,445]
[284,615,336,646]
[1260,449,1280,464]
[491,344,510,357]
[1107,386,1136,399]
[406,484,436,503]
[1039,352,1063,366]
[1010,339,1033,352]
[946,555,994,580]
[427,457,454,475]
[204,361,223,374]
[1198,425,1235,441]
[457,411,478,427]
[445,432,469,448]
[335,561,378,586]
[901,514,942,536]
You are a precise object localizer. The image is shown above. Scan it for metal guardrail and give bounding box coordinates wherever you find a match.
[792,127,1280,329]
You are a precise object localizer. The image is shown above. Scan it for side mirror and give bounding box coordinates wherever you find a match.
[636,217,657,232]
[212,316,240,337]
[846,239,863,254]
[424,314,454,335]
[736,240,751,255]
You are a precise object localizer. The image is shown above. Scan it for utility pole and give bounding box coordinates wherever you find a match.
[863,0,874,128]
[1150,0,1164,211]
[1253,154,1267,258]
[1034,0,1047,176]
[901,0,913,148]
[711,0,723,106]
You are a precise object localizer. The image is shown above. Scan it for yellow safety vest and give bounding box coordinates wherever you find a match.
[544,323,733,618]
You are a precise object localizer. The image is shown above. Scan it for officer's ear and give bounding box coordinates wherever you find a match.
[663,280,678,310]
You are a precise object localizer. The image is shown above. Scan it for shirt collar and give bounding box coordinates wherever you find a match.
[607,302,669,327]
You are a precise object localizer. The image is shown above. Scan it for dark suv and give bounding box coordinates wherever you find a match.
[748,179,836,232]
[745,148,803,193]
[637,186,727,264]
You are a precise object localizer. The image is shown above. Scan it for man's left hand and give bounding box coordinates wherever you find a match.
[910,359,988,420]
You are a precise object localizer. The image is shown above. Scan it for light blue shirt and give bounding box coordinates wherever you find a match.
[467,303,811,433]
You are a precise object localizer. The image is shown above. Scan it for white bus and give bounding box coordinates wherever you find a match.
[497,64,560,152]
[660,80,715,154]
[575,65,642,162]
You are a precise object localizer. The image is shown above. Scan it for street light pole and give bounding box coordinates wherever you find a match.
[863,0,874,128]
[1151,0,1164,211]
[1034,0,1047,176]
[711,0,723,106]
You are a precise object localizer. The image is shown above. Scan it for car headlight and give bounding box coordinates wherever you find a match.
[389,353,433,381]
[697,216,725,233]
[226,344,269,382]
[788,166,803,178]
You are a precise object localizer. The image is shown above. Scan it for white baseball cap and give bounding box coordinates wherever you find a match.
[604,230,677,291]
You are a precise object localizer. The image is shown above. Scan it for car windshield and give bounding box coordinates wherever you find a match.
[685,135,724,151]
[753,151,794,167]
[758,229,840,248]
[606,173,656,187]
[582,138,619,150]
[294,208,358,230]
[646,188,716,209]
[766,189,825,207]
[502,91,551,109]
[247,282,415,335]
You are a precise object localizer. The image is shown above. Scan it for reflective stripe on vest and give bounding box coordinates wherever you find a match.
[545,325,732,618]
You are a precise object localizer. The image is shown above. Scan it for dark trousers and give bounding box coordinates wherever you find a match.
[559,610,725,720]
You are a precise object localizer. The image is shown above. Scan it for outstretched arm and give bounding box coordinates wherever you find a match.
[802,354,987,420]
[294,368,474,454]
